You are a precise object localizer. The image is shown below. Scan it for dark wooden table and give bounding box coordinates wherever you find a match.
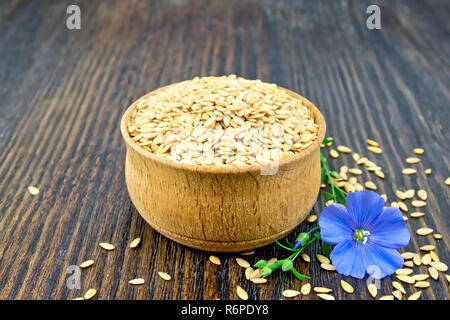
[0,0,448,300]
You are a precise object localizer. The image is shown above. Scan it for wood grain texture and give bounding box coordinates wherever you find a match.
[0,0,448,300]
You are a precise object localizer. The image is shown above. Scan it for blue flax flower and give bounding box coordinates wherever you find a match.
[319,191,410,279]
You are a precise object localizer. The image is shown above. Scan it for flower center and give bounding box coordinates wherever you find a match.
[353,229,370,244]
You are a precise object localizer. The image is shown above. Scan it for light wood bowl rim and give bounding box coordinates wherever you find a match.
[120,81,326,174]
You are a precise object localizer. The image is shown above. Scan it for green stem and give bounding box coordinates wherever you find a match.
[320,151,338,203]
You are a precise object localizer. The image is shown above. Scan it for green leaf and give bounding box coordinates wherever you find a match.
[254,260,268,268]
[321,138,335,145]
[330,171,340,178]
[322,241,331,257]
[334,186,347,205]
[261,267,272,278]
[281,260,293,272]
[324,191,334,201]
[291,268,310,280]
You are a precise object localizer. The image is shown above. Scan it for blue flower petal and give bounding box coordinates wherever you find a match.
[330,240,366,279]
[363,243,404,279]
[346,191,385,229]
[369,207,410,249]
[319,204,355,245]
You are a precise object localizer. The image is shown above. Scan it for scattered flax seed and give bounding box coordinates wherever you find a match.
[396,275,415,284]
[72,297,84,300]
[250,278,267,284]
[396,268,413,276]
[365,181,377,190]
[405,157,420,164]
[301,283,311,295]
[368,146,382,154]
[235,258,251,268]
[282,289,300,298]
[445,177,450,186]
[209,255,221,265]
[380,194,387,201]
[422,254,432,265]
[321,263,336,271]
[240,250,254,255]
[352,152,360,161]
[364,160,377,168]
[267,258,278,265]
[245,267,254,280]
[413,148,424,155]
[404,261,414,268]
[392,281,406,294]
[392,290,402,300]
[428,267,439,280]
[330,149,339,159]
[349,168,362,175]
[357,157,367,165]
[417,190,427,201]
[316,254,330,264]
[391,202,399,208]
[433,234,443,240]
[410,212,424,218]
[398,201,408,212]
[395,190,406,200]
[413,254,422,266]
[79,260,94,269]
[158,272,172,281]
[402,168,417,175]
[412,274,429,281]
[401,252,416,260]
[408,291,422,300]
[340,280,354,294]
[128,278,145,285]
[446,274,450,283]
[249,269,262,279]
[129,237,141,248]
[28,186,39,195]
[367,284,377,298]
[379,295,394,300]
[374,170,384,179]
[367,166,381,172]
[84,289,97,300]
[337,145,352,154]
[301,253,311,263]
[317,293,335,300]
[367,139,379,147]
[313,287,332,293]
[430,251,439,262]
[414,281,430,288]
[237,286,249,300]
[430,261,448,272]
[416,228,433,236]
[424,168,432,175]
[420,245,435,251]
[404,189,415,199]
[306,215,317,223]
[99,242,115,251]
[412,200,426,208]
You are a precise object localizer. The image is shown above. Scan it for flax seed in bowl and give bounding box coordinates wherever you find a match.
[121,75,326,252]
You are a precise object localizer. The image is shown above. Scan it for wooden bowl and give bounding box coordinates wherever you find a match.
[120,83,326,252]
